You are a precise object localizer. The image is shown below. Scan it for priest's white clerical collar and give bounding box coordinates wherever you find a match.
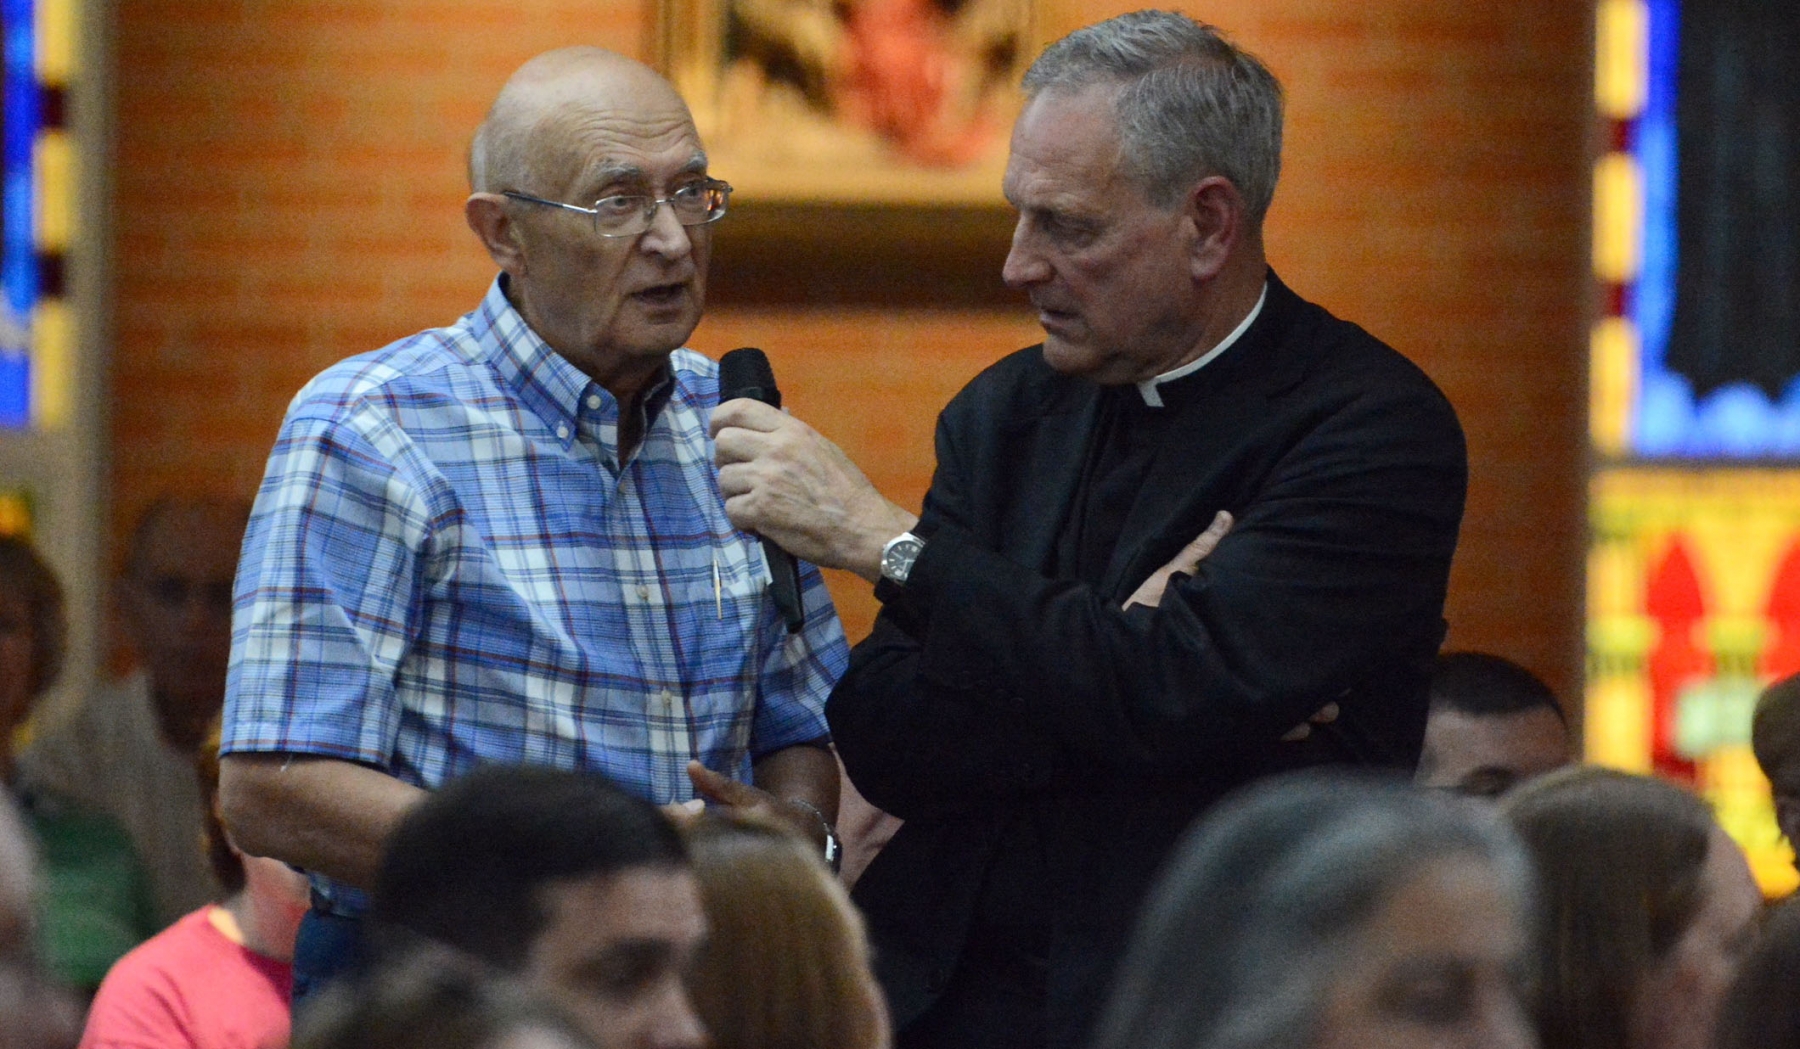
[1135,282,1269,408]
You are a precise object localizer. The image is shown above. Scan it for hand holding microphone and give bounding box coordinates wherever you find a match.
[712,347,919,589]
[718,348,805,632]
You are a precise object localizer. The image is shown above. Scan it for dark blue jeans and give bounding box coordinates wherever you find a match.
[290,905,366,1013]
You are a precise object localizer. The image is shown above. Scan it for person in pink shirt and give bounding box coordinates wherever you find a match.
[79,738,309,1049]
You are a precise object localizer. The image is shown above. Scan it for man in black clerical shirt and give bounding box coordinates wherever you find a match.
[710,11,1467,1048]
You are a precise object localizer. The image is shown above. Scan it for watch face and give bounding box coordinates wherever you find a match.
[883,535,924,582]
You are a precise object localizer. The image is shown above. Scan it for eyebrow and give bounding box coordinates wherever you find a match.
[588,152,710,191]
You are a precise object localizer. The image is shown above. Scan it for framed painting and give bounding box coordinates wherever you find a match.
[659,0,1036,204]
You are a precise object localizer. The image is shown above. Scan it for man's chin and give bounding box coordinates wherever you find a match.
[624,303,703,352]
[1040,336,1084,371]
[1040,339,1144,386]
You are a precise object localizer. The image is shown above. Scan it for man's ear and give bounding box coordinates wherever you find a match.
[466,193,527,276]
[1184,175,1243,283]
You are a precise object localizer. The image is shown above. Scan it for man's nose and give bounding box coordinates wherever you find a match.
[638,200,695,261]
[1002,225,1049,288]
[648,981,708,1049]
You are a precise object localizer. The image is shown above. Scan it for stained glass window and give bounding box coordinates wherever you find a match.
[0,0,72,431]
[1588,0,1800,896]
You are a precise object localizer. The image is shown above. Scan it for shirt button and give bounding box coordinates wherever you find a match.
[586,394,602,410]
[636,585,650,601]
[659,689,675,706]
[556,424,570,440]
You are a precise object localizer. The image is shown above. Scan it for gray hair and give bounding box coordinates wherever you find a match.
[1022,10,1283,220]
[1090,771,1536,1049]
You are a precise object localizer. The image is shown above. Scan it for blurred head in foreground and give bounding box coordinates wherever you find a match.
[1501,766,1761,1049]
[1090,770,1538,1049]
[1418,652,1571,799]
[372,765,705,1049]
[292,944,595,1049]
[684,812,889,1049]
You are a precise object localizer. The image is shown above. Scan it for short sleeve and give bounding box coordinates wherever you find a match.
[223,398,435,769]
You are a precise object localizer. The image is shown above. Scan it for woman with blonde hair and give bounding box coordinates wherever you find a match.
[684,813,890,1049]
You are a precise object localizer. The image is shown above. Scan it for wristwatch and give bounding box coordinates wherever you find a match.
[880,531,926,585]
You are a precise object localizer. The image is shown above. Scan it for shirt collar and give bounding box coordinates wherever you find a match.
[1135,281,1269,408]
[471,276,673,454]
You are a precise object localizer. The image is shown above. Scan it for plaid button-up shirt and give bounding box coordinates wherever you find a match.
[224,278,846,909]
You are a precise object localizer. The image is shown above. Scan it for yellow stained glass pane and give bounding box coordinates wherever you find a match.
[1590,317,1638,455]
[34,0,76,84]
[1586,674,1653,771]
[1593,153,1642,283]
[34,131,74,252]
[1596,0,1648,119]
[29,300,71,431]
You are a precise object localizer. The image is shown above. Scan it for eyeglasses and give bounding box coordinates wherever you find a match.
[501,179,732,238]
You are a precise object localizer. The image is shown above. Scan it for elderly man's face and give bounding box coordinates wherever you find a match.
[1001,84,1208,385]
[507,85,712,392]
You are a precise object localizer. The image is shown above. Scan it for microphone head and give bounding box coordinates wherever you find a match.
[718,347,781,408]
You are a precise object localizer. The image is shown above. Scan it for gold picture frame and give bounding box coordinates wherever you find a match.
[659,0,1035,204]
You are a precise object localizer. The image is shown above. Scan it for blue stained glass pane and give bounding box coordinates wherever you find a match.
[0,0,34,428]
[3,171,34,315]
[0,355,26,427]
[1630,0,1682,457]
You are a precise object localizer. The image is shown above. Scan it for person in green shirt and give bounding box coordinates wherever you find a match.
[0,534,158,994]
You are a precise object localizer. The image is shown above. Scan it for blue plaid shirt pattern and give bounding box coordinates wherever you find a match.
[224,278,847,908]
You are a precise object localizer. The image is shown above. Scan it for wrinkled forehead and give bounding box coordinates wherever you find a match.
[530,82,706,191]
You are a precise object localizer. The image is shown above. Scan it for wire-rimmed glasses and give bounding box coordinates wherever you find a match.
[501,178,732,238]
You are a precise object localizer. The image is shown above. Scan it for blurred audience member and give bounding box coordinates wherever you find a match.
[1502,766,1760,1049]
[1754,673,1800,870]
[0,535,157,993]
[685,812,889,1049]
[1089,771,1537,1049]
[371,765,706,1049]
[1716,895,1800,1049]
[21,497,249,923]
[293,944,594,1049]
[1417,652,1571,799]
[79,728,308,1049]
[0,787,81,1049]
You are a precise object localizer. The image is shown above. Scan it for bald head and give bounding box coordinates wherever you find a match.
[470,48,696,194]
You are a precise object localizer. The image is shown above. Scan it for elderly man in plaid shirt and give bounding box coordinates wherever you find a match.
[218,47,849,1000]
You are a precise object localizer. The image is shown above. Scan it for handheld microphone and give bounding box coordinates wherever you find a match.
[718,347,806,633]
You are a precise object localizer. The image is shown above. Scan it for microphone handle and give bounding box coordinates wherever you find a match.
[718,347,806,634]
[766,541,805,634]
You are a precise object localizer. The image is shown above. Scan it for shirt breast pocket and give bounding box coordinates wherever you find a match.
[689,532,775,647]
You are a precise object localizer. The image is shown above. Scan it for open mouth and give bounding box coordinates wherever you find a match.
[633,283,688,307]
